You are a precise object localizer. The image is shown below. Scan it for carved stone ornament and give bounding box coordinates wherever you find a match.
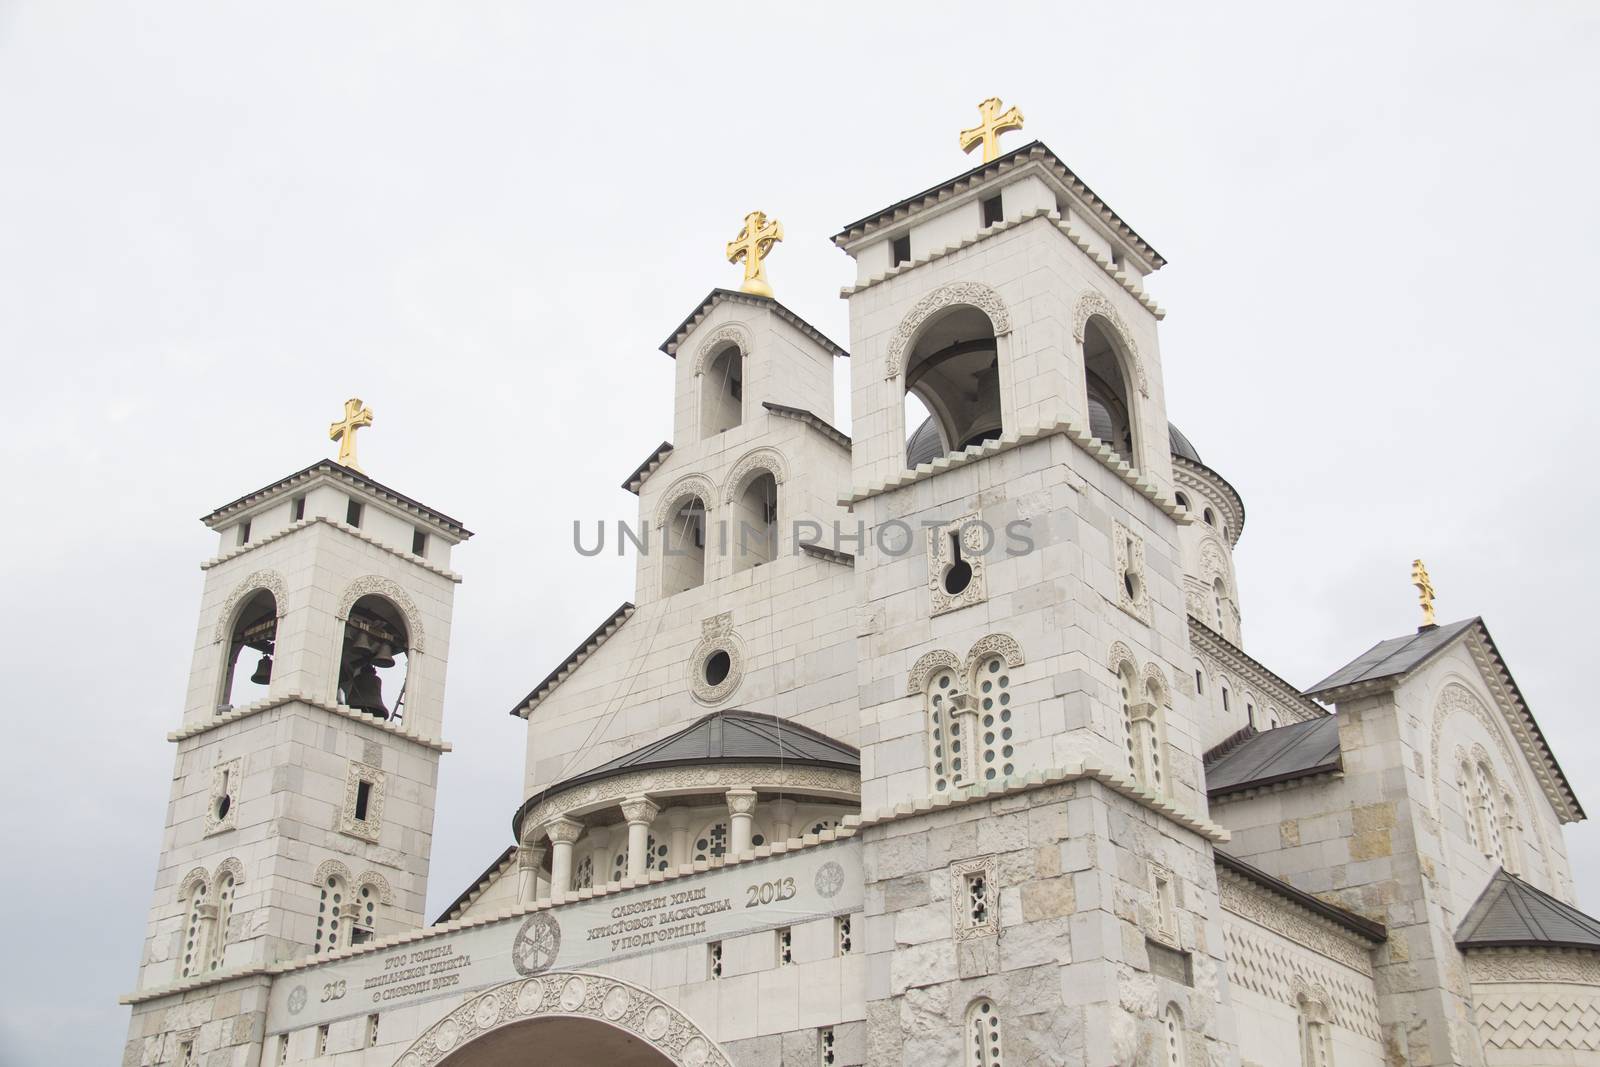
[178,866,211,901]
[692,323,753,377]
[1218,868,1376,976]
[339,761,385,843]
[724,788,759,816]
[1113,520,1151,625]
[928,514,988,617]
[721,447,789,503]
[392,971,733,1067]
[814,860,846,899]
[1466,948,1600,986]
[962,633,1024,681]
[335,575,425,655]
[884,281,1012,379]
[313,858,355,888]
[1142,662,1172,706]
[1071,289,1150,398]
[906,649,962,696]
[212,570,287,642]
[653,473,717,530]
[951,855,999,942]
[204,757,242,837]
[544,816,585,846]
[211,857,245,892]
[689,612,746,706]
[511,913,562,976]
[620,795,661,825]
[522,764,860,832]
[1108,640,1140,675]
[356,869,394,905]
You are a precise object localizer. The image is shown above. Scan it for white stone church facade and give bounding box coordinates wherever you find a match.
[121,138,1600,1067]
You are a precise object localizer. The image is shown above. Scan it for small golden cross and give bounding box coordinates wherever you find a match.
[960,97,1025,163]
[329,398,374,472]
[725,210,784,298]
[1411,559,1437,628]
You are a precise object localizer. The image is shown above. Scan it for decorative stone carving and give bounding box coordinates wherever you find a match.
[177,866,210,901]
[1142,662,1172,706]
[689,613,746,706]
[522,764,858,833]
[510,913,563,977]
[1199,538,1231,588]
[721,447,788,503]
[1113,520,1151,625]
[928,514,988,617]
[312,859,355,888]
[951,855,998,942]
[692,323,753,377]
[355,869,394,905]
[724,788,758,816]
[212,570,287,642]
[814,860,846,898]
[335,575,425,655]
[393,972,733,1067]
[1218,868,1376,976]
[620,795,661,825]
[1071,289,1149,397]
[204,757,241,837]
[339,761,385,843]
[544,817,585,846]
[652,474,717,530]
[884,281,1012,379]
[1108,640,1139,674]
[1466,948,1600,986]
[906,648,963,696]
[961,633,1024,681]
[211,857,245,890]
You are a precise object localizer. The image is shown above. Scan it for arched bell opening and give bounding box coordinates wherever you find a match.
[219,589,277,712]
[700,344,743,439]
[1083,317,1141,468]
[904,306,1002,464]
[661,495,707,595]
[337,594,410,723]
[438,1016,679,1067]
[730,471,778,572]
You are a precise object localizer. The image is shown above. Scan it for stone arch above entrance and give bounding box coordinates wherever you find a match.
[399,971,730,1067]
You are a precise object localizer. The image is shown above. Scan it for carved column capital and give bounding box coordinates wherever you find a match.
[725,787,759,816]
[544,816,584,846]
[620,794,661,826]
[517,843,547,871]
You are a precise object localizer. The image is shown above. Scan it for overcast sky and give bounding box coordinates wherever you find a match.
[3,2,1598,1062]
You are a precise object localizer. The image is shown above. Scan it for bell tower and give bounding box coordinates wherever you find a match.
[124,405,470,1064]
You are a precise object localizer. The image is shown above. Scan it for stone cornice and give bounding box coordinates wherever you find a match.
[168,693,451,753]
[761,402,851,450]
[622,442,674,494]
[120,831,861,1006]
[199,515,463,583]
[1188,619,1325,723]
[659,289,849,359]
[1465,946,1600,985]
[202,460,471,539]
[840,419,1192,525]
[1218,865,1379,975]
[1172,458,1245,547]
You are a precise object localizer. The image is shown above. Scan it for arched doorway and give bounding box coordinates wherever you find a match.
[396,972,730,1067]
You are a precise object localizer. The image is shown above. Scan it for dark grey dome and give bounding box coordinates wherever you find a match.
[906,416,946,468]
[1168,423,1202,464]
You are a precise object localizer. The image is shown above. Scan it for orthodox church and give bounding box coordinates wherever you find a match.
[121,101,1600,1067]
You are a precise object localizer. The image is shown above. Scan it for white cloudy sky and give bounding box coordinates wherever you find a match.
[2,2,1598,1061]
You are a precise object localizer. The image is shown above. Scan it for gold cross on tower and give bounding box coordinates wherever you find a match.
[960,97,1025,163]
[725,211,784,299]
[1411,558,1437,629]
[329,397,374,472]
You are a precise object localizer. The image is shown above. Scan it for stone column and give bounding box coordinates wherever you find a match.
[767,798,797,843]
[545,817,583,900]
[948,693,980,787]
[620,795,660,882]
[516,837,548,905]
[667,808,693,869]
[726,788,759,855]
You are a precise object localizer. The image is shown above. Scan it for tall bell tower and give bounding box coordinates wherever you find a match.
[123,404,470,1066]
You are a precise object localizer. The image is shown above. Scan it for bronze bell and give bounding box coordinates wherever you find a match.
[347,664,389,719]
[249,654,273,686]
[369,641,397,669]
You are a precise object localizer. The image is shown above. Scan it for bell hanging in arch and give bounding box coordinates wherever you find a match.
[369,641,397,669]
[249,654,273,686]
[347,664,389,720]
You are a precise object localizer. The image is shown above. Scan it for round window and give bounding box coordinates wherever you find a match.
[943,558,973,596]
[704,650,731,686]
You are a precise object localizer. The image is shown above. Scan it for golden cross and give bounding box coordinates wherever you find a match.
[1411,558,1437,628]
[725,211,784,298]
[329,397,374,472]
[960,97,1025,163]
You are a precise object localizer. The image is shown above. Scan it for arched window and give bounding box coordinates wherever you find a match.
[1174,492,1190,512]
[220,588,277,712]
[731,472,778,572]
[662,495,708,595]
[1136,676,1167,798]
[337,595,410,723]
[352,881,380,945]
[613,836,670,879]
[1212,579,1228,633]
[1163,1003,1186,1066]
[179,880,208,978]
[1118,663,1139,781]
[1245,700,1256,730]
[701,344,743,438]
[1476,762,1503,865]
[1083,318,1140,468]
[208,873,236,971]
[905,306,1002,459]
[965,998,1003,1067]
[1500,793,1522,874]
[1267,708,1281,730]
[314,873,349,954]
[572,854,594,891]
[1296,994,1332,1067]
[692,822,729,862]
[926,669,962,792]
[1202,507,1216,527]
[1457,761,1480,851]
[973,655,1016,782]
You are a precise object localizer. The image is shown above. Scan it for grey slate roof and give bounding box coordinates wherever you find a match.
[1456,869,1600,950]
[202,458,473,538]
[1305,618,1479,696]
[514,711,859,840]
[1205,715,1342,798]
[1215,851,1386,943]
[1168,423,1202,464]
[658,289,849,359]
